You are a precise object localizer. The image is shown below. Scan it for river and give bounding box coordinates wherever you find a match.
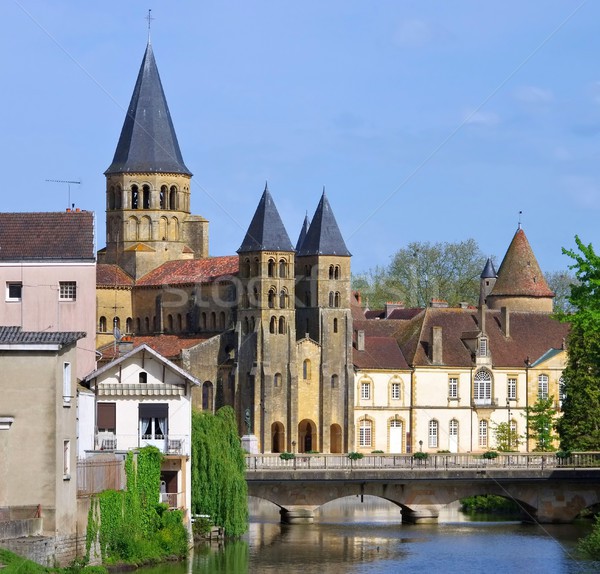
[140,497,600,573]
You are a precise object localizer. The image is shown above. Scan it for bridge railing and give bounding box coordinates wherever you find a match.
[245,452,600,471]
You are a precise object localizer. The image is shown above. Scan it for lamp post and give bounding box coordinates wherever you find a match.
[419,439,423,452]
[291,440,296,454]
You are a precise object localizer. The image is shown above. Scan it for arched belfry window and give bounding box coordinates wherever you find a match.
[329,265,334,279]
[142,185,150,209]
[268,259,276,277]
[329,292,334,307]
[280,289,288,309]
[334,292,341,307]
[268,288,276,309]
[270,316,277,334]
[334,265,340,279]
[169,186,177,210]
[278,316,285,334]
[131,185,139,209]
[279,259,288,278]
[160,185,167,209]
[99,316,107,333]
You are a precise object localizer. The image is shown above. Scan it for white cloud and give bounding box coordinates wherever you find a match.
[394,19,433,47]
[514,86,554,104]
[462,109,500,127]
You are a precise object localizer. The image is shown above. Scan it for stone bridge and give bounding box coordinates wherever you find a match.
[246,453,600,524]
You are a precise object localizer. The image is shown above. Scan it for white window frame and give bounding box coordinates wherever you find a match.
[63,440,71,479]
[428,419,438,449]
[361,381,371,401]
[474,370,492,405]
[507,377,517,400]
[6,281,22,302]
[538,374,549,400]
[359,419,372,447]
[59,281,77,301]
[478,337,488,357]
[391,381,401,401]
[479,420,488,448]
[448,377,458,399]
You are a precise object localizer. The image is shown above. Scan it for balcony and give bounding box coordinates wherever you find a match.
[471,397,498,408]
[160,491,184,509]
[94,433,189,456]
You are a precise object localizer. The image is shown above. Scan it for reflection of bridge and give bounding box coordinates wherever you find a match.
[246,453,600,524]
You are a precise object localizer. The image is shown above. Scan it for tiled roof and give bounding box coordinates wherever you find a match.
[136,256,239,286]
[480,258,497,279]
[295,214,310,252]
[97,264,134,287]
[397,307,569,368]
[105,42,191,176]
[0,326,85,346]
[98,334,212,361]
[490,228,554,298]
[238,186,294,253]
[365,308,422,320]
[0,212,95,261]
[297,192,351,257]
[353,336,410,370]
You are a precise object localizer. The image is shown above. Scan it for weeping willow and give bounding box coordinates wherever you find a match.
[191,406,248,536]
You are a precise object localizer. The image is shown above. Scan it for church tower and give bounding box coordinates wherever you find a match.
[296,191,353,453]
[479,257,497,307]
[100,41,208,279]
[236,185,297,453]
[486,227,554,313]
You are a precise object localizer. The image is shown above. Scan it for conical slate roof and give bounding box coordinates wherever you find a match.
[490,228,554,298]
[480,258,497,279]
[105,42,192,176]
[297,191,351,257]
[238,185,294,253]
[295,214,310,251]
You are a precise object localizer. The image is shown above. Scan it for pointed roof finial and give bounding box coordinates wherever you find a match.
[518,210,522,230]
[146,9,154,43]
[264,180,269,192]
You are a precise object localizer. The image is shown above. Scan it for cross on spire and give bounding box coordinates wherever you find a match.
[145,9,154,42]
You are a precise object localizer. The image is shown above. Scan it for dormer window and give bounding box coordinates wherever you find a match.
[478,337,488,357]
[139,372,148,384]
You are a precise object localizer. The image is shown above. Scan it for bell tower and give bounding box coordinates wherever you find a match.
[100,41,208,279]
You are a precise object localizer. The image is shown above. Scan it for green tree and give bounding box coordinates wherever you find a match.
[492,421,520,452]
[525,397,558,451]
[556,236,600,451]
[352,239,487,309]
[545,270,578,314]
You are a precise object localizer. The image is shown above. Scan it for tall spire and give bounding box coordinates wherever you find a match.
[238,186,293,253]
[297,191,350,257]
[105,42,191,176]
[296,213,310,252]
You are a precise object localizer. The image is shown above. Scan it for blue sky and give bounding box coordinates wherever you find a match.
[3,1,599,275]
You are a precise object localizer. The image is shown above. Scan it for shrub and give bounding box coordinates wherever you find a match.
[556,450,571,459]
[482,450,499,459]
[279,452,295,460]
[371,450,384,454]
[413,451,428,460]
[306,450,320,454]
[348,452,364,460]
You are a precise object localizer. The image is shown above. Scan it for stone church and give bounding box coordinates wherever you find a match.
[96,41,353,454]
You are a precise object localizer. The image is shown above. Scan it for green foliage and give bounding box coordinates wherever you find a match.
[482,451,498,459]
[306,450,320,454]
[86,446,188,565]
[348,452,364,460]
[525,397,558,451]
[352,239,487,309]
[279,452,295,460]
[556,237,600,451]
[191,406,248,537]
[413,451,428,460]
[492,422,521,452]
[460,495,520,514]
[372,450,385,454]
[578,515,600,559]
[0,548,108,574]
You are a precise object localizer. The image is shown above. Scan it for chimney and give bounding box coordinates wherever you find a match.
[430,298,448,308]
[385,301,404,318]
[357,330,365,351]
[431,326,443,365]
[479,303,487,334]
[501,306,510,337]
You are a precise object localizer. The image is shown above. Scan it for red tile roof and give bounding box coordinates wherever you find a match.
[490,228,554,298]
[98,334,212,361]
[353,336,410,370]
[97,264,134,287]
[136,256,239,286]
[0,212,95,260]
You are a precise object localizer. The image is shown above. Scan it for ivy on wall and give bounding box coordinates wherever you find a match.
[191,406,248,537]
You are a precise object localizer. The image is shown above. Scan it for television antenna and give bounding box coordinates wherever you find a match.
[46,179,81,209]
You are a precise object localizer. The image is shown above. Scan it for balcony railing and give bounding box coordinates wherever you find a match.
[94,433,189,456]
[160,491,184,509]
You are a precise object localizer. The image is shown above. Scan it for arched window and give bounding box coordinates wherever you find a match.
[113,317,121,331]
[303,359,311,380]
[242,258,250,278]
[252,258,259,275]
[144,317,150,332]
[131,185,139,209]
[474,369,492,405]
[329,265,334,279]
[99,316,107,333]
[201,312,207,330]
[538,374,549,400]
[278,316,285,334]
[136,318,141,333]
[169,186,177,210]
[209,312,216,330]
[334,292,341,308]
[167,314,173,332]
[331,374,339,388]
[479,420,488,448]
[268,259,276,277]
[176,314,182,332]
[428,419,439,448]
[334,265,340,280]
[329,292,334,307]
[333,318,338,333]
[139,372,147,384]
[142,184,150,209]
[270,316,277,334]
[359,418,372,447]
[279,289,288,309]
[279,259,287,278]
[160,185,167,209]
[274,373,282,388]
[268,288,276,309]
[202,381,214,411]
[126,317,133,334]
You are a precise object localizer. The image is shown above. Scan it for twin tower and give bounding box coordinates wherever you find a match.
[98,41,354,454]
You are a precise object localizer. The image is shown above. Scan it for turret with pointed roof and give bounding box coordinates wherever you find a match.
[479,257,497,307]
[487,227,554,313]
[296,214,310,252]
[99,41,208,280]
